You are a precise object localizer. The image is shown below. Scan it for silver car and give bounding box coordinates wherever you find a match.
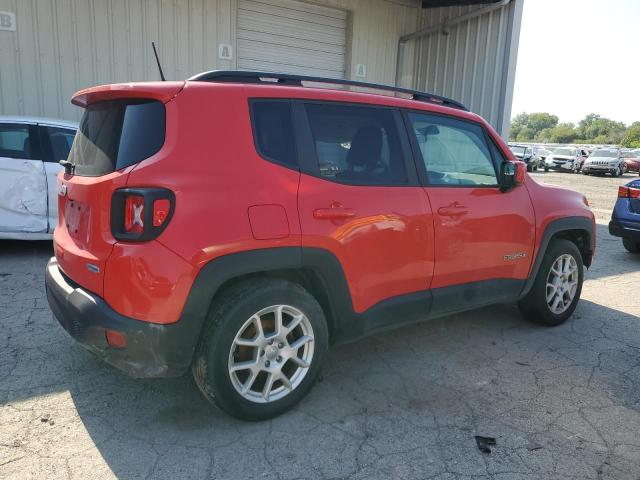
[582,148,625,177]
[0,116,78,239]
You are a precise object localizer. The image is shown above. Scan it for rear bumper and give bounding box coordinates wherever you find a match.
[609,219,640,242]
[45,257,199,378]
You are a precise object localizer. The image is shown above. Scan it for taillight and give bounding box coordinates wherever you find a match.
[124,195,145,234]
[111,188,175,241]
[618,186,640,199]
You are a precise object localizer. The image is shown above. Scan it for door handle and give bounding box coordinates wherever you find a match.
[313,205,356,220]
[438,203,469,217]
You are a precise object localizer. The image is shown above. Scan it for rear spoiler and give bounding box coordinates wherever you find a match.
[71,81,185,107]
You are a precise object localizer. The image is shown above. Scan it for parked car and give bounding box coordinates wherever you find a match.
[609,179,640,253]
[543,146,587,173]
[535,146,553,164]
[45,71,595,420]
[510,145,540,171]
[582,148,625,176]
[0,116,77,239]
[621,150,640,174]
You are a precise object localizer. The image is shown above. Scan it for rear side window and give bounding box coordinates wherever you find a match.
[304,103,407,185]
[408,112,497,186]
[69,99,165,176]
[251,100,297,168]
[0,123,39,160]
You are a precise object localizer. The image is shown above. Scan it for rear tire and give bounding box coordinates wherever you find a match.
[518,239,583,326]
[192,279,328,421]
[623,238,640,254]
[544,167,549,172]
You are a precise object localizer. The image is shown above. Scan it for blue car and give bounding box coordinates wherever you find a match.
[609,179,640,253]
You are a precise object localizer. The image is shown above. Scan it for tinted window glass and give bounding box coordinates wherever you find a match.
[305,103,407,185]
[45,127,76,163]
[251,101,297,168]
[0,124,35,160]
[68,99,165,176]
[408,113,497,186]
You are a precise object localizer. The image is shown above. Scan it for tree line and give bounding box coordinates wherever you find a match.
[509,112,640,148]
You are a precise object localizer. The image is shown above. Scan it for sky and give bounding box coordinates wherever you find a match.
[511,0,640,126]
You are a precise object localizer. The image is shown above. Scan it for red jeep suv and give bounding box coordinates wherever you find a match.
[46,71,595,420]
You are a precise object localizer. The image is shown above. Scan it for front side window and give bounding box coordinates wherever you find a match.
[408,113,497,186]
[251,100,297,168]
[304,103,407,185]
[44,127,76,163]
[0,124,36,160]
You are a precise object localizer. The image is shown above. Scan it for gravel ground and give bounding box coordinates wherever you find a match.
[1,171,639,480]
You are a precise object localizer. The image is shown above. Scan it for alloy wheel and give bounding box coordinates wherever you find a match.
[546,254,579,314]
[228,305,315,403]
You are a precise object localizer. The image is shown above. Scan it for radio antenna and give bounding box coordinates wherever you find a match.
[151,42,166,81]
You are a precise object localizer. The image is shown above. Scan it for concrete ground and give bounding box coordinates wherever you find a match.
[1,171,640,480]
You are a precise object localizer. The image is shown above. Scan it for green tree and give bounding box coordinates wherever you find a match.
[621,122,640,148]
[577,113,626,144]
[509,112,558,141]
[548,123,578,144]
[516,127,535,142]
[527,112,559,135]
[535,128,553,143]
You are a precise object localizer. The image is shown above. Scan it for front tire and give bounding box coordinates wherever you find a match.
[192,279,328,421]
[518,239,583,326]
[623,238,640,253]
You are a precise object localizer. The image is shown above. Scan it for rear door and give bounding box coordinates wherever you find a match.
[296,101,434,314]
[405,112,535,315]
[0,122,48,234]
[39,125,76,233]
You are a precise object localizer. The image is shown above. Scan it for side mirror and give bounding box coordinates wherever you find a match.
[499,161,526,192]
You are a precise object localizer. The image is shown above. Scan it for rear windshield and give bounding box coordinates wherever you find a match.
[68,99,165,176]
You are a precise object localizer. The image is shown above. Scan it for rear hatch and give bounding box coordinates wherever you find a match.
[54,82,183,296]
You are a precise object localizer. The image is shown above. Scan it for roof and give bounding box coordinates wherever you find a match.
[188,70,468,111]
[0,115,78,129]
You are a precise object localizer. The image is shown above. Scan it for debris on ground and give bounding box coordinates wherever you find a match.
[526,441,543,451]
[474,435,497,454]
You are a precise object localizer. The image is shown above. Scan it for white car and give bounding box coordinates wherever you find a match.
[0,116,78,240]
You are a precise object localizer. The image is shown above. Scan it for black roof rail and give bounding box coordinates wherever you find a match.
[188,70,468,111]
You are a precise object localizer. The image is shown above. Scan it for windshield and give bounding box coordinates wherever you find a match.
[551,148,574,156]
[622,151,640,158]
[591,150,618,158]
[68,99,165,176]
[510,146,527,156]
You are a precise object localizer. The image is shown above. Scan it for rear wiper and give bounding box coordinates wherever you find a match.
[59,160,75,175]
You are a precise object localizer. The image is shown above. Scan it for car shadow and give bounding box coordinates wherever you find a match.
[587,224,640,280]
[3,286,640,477]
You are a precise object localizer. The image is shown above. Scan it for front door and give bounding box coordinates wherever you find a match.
[297,102,435,314]
[404,112,535,315]
[0,123,47,234]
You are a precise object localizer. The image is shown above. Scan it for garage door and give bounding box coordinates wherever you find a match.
[237,0,347,79]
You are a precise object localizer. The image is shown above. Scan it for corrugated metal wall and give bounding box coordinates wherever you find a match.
[0,0,521,134]
[0,0,238,121]
[411,1,521,135]
[0,0,419,121]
